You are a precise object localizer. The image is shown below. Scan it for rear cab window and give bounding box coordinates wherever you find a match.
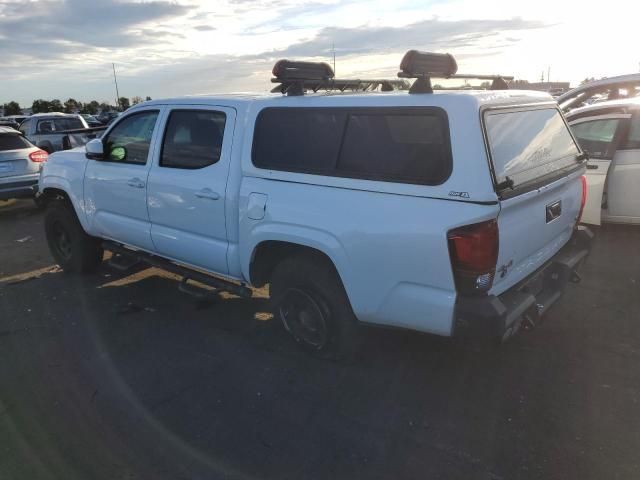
[483,106,581,196]
[252,107,452,186]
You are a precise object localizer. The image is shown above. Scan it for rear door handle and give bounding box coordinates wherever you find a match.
[127,178,145,188]
[195,188,220,200]
[586,164,598,170]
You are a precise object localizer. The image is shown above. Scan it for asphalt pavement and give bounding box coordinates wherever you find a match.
[1,199,639,480]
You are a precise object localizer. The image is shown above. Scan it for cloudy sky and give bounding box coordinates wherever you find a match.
[0,0,636,106]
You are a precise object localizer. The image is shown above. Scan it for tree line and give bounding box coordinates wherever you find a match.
[2,96,152,116]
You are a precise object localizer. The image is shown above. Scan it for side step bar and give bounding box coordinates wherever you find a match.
[103,241,252,299]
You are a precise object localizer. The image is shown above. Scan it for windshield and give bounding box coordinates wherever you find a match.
[484,107,580,188]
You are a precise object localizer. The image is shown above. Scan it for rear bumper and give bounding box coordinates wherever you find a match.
[0,177,39,200]
[452,226,593,340]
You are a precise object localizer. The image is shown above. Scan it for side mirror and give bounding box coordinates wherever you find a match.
[85,138,104,160]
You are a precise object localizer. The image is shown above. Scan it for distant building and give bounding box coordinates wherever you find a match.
[511,81,571,95]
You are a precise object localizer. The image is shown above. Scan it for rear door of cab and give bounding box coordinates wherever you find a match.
[568,113,630,225]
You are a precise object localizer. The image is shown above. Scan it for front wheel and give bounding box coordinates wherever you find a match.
[270,254,360,359]
[44,201,103,273]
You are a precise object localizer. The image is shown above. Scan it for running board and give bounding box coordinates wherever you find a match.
[103,241,252,298]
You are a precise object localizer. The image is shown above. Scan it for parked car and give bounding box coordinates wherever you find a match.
[38,51,591,356]
[558,73,640,113]
[0,126,48,202]
[80,114,102,127]
[18,113,88,153]
[97,111,120,125]
[566,97,640,225]
[0,118,20,130]
[3,115,29,125]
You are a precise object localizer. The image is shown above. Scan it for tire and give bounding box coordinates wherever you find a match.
[269,253,360,359]
[44,200,103,273]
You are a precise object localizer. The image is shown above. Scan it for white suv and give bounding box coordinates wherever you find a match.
[38,51,592,356]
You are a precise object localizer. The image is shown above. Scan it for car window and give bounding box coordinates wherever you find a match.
[570,118,622,159]
[103,111,159,165]
[18,119,30,134]
[36,120,55,134]
[53,117,84,131]
[338,113,450,184]
[620,114,640,150]
[252,107,452,186]
[253,109,346,174]
[160,110,226,169]
[485,107,580,188]
[0,133,31,151]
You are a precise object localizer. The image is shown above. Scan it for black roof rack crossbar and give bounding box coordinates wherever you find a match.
[270,78,410,95]
[448,74,514,81]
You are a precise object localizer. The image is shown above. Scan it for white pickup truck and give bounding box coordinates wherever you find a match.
[38,51,592,356]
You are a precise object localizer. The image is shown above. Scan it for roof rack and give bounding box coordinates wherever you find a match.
[270,51,512,96]
[271,60,410,95]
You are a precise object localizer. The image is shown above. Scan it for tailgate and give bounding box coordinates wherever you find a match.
[492,171,583,294]
[483,105,585,295]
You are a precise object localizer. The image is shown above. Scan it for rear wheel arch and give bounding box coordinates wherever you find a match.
[249,240,345,289]
[258,242,360,358]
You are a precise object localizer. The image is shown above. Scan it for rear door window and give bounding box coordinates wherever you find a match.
[160,110,227,169]
[484,107,580,189]
[252,107,452,185]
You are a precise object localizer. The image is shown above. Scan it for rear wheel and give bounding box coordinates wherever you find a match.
[270,254,359,359]
[44,201,103,273]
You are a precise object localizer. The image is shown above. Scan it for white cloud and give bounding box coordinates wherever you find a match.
[0,0,634,106]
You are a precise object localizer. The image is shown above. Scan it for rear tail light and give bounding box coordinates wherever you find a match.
[448,219,499,296]
[576,175,587,224]
[29,150,48,163]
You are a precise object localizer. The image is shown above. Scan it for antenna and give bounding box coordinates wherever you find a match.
[112,63,121,111]
[331,42,336,76]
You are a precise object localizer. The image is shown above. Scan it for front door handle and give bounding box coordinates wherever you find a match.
[195,188,220,200]
[127,178,145,188]
[586,164,599,170]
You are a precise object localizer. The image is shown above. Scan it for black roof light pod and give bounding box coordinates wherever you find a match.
[397,50,512,93]
[272,60,335,82]
[398,50,458,94]
[272,60,334,96]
